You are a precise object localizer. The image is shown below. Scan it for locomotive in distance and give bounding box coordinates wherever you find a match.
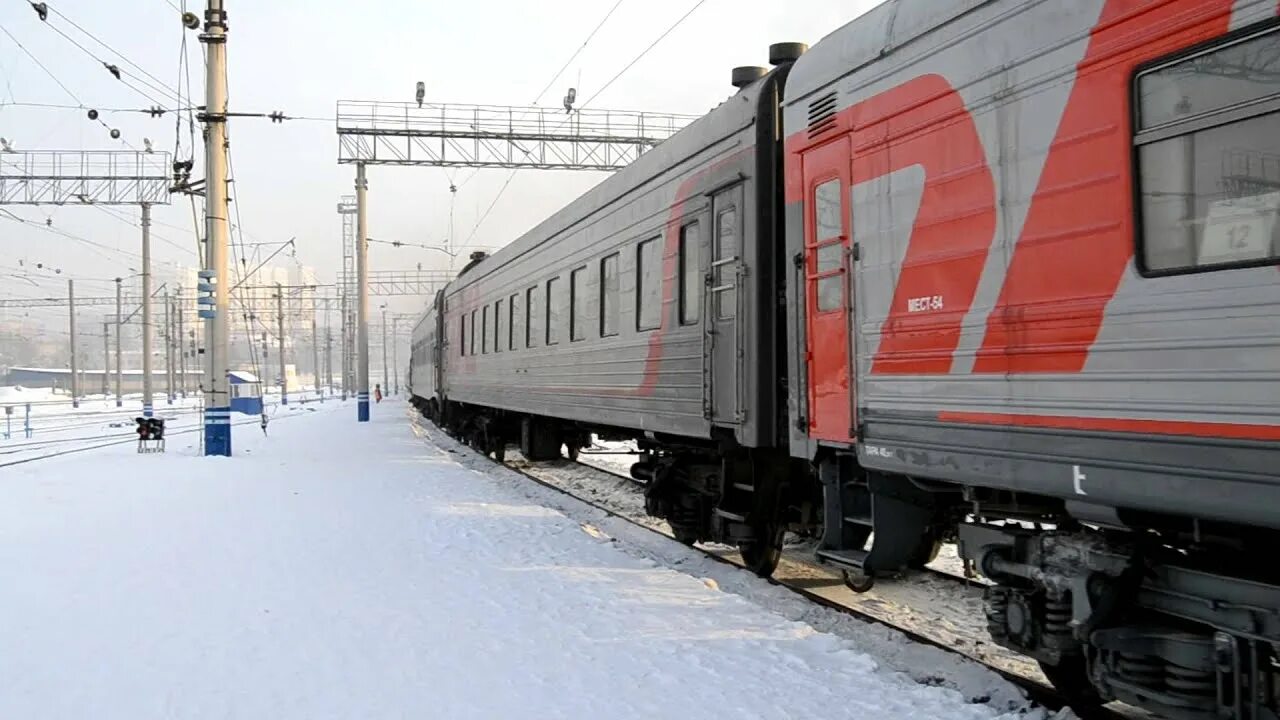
[410,1,1280,718]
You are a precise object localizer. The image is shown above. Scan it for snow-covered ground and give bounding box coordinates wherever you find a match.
[1,399,1053,719]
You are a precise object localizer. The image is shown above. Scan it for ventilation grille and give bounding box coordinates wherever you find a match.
[807,92,838,139]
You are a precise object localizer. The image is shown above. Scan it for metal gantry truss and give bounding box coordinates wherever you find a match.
[341,269,452,296]
[0,150,172,205]
[335,101,697,170]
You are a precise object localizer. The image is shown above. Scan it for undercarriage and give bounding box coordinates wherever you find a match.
[959,522,1280,719]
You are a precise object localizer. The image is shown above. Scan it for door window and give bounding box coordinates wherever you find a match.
[714,209,737,319]
[813,180,844,312]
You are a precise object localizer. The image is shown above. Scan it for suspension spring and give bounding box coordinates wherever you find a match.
[1166,663,1215,699]
[1044,596,1072,639]
[985,586,1009,638]
[1118,652,1165,688]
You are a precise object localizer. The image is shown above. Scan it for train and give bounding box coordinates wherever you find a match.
[409,1,1280,717]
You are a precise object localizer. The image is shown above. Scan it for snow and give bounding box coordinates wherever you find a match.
[0,400,1045,719]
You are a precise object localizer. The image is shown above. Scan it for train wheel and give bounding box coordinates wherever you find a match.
[738,524,784,578]
[842,569,875,593]
[565,444,580,462]
[492,442,506,463]
[1038,657,1102,708]
[672,526,698,547]
[908,536,942,570]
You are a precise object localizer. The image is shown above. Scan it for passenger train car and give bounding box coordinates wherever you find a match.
[412,1,1280,716]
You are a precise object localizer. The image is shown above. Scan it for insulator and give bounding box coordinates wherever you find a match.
[181,11,200,29]
[87,109,99,120]
[109,128,120,140]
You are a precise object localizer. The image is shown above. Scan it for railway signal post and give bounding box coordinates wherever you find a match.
[201,0,233,455]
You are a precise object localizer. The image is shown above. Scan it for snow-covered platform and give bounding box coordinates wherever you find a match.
[1,400,1035,719]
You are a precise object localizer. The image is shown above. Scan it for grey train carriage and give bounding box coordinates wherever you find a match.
[410,44,818,576]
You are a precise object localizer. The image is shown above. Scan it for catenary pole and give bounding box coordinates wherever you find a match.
[202,0,232,454]
[164,290,174,405]
[114,277,123,406]
[381,306,389,396]
[391,316,399,395]
[276,282,288,406]
[101,321,110,396]
[68,279,79,408]
[176,286,187,397]
[311,292,321,399]
[141,202,154,418]
[356,162,370,421]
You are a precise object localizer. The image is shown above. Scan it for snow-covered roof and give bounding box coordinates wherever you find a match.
[228,371,260,383]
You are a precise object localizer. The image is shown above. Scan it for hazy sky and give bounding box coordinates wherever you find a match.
[1,0,878,328]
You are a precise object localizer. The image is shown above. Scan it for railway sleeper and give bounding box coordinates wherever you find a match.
[959,523,1280,720]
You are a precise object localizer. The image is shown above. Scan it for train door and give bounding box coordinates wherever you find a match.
[803,138,853,442]
[709,184,744,425]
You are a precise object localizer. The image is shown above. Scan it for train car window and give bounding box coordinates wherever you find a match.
[570,266,588,341]
[546,277,561,345]
[482,305,489,354]
[814,180,844,311]
[495,299,504,353]
[508,293,519,350]
[1136,25,1280,275]
[680,222,701,325]
[637,237,661,330]
[527,285,541,349]
[470,309,477,356]
[714,210,738,319]
[600,253,619,337]
[459,313,466,357]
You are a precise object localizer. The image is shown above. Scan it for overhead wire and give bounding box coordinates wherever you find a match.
[458,0,710,249]
[452,0,628,196]
[0,22,82,105]
[27,1,184,111]
[44,2,181,104]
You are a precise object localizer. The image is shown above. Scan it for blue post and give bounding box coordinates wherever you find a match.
[204,407,231,456]
[24,403,32,438]
[358,392,370,422]
[143,402,154,418]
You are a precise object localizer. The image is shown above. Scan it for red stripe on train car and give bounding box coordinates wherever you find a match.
[640,147,754,396]
[972,0,1235,374]
[850,75,998,375]
[938,410,1280,441]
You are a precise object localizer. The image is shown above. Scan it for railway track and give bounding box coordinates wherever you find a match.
[413,416,1131,720]
[0,408,315,468]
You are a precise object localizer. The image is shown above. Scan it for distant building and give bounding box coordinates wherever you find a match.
[2,367,190,393]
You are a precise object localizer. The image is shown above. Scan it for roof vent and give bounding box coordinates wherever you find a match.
[807,92,837,139]
[457,250,488,277]
[731,66,768,89]
[769,42,808,66]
